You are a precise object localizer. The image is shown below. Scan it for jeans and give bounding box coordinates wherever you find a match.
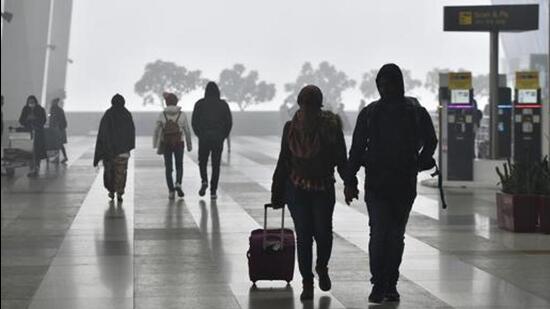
[365,191,414,286]
[198,138,223,192]
[163,144,184,191]
[103,156,129,195]
[286,182,335,283]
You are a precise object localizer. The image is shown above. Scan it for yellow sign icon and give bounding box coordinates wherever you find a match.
[449,72,472,89]
[515,71,539,89]
[459,11,473,25]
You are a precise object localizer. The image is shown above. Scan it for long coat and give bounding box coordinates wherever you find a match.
[19,105,47,160]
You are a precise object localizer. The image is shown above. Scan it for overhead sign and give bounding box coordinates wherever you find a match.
[444,5,539,32]
[516,71,539,89]
[448,72,472,89]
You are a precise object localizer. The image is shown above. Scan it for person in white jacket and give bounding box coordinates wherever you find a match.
[153,92,193,199]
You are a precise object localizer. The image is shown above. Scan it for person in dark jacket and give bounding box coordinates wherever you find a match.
[191,82,232,200]
[344,64,437,303]
[271,85,347,301]
[49,98,68,163]
[94,94,135,202]
[19,95,47,177]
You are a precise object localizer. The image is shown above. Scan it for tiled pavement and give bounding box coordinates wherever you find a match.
[2,136,550,309]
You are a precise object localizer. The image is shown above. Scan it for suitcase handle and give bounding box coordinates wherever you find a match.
[263,203,285,250]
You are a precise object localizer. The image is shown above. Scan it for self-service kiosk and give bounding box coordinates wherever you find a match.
[495,75,512,158]
[439,72,475,181]
[513,71,542,163]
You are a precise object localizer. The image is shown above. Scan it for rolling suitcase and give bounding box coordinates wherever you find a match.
[247,204,295,284]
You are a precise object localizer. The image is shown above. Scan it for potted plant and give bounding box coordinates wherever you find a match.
[535,157,550,234]
[495,159,539,232]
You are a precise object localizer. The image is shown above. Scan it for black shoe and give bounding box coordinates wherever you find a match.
[175,184,184,197]
[198,182,208,197]
[108,192,115,200]
[384,285,400,302]
[368,285,385,304]
[300,281,314,301]
[211,191,217,200]
[116,193,123,202]
[316,267,331,291]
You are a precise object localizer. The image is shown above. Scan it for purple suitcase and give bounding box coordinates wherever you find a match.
[247,204,295,283]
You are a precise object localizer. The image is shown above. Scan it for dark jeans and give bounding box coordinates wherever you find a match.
[163,144,184,191]
[198,138,223,192]
[366,191,414,286]
[287,182,335,283]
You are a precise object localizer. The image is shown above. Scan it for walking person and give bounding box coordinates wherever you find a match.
[191,82,232,200]
[153,92,193,199]
[19,95,47,177]
[344,64,437,303]
[49,98,68,163]
[271,85,347,301]
[93,94,135,202]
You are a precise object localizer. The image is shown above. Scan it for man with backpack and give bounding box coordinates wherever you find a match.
[192,82,232,200]
[154,92,193,199]
[344,64,437,304]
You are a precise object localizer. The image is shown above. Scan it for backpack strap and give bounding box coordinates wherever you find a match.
[163,111,168,122]
[175,111,181,122]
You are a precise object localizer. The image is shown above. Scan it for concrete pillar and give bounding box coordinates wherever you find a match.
[1,0,51,132]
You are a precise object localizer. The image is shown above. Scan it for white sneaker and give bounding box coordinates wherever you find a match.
[168,191,175,200]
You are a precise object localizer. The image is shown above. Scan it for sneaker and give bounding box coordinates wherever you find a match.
[210,192,217,200]
[116,193,123,202]
[368,285,385,304]
[61,158,68,164]
[198,182,208,197]
[300,281,314,301]
[384,285,400,302]
[168,191,175,200]
[108,192,115,200]
[316,266,331,291]
[175,184,184,198]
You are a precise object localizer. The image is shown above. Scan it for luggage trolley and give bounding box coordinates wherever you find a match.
[1,127,35,177]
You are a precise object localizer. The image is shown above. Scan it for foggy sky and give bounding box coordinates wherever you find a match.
[66,0,496,112]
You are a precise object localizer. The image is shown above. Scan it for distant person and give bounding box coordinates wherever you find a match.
[153,92,192,199]
[271,85,347,301]
[93,94,135,202]
[1,95,4,139]
[49,98,68,163]
[19,95,47,177]
[345,64,437,303]
[191,82,232,200]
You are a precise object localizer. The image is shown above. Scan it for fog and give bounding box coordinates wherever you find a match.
[65,0,495,112]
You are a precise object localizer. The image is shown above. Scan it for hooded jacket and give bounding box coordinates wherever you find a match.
[346,64,437,199]
[191,82,232,142]
[93,95,136,166]
[153,105,192,151]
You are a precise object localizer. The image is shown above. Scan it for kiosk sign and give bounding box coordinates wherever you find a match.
[444,5,538,32]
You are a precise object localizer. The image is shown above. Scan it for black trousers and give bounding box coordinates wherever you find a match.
[287,182,335,283]
[198,138,223,192]
[366,191,414,286]
[163,144,184,191]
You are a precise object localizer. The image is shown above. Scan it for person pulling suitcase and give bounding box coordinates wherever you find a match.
[270,85,348,301]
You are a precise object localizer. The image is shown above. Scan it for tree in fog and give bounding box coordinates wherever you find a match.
[285,61,356,112]
[218,64,276,111]
[134,60,206,106]
[361,68,421,102]
[359,69,379,102]
[402,69,422,93]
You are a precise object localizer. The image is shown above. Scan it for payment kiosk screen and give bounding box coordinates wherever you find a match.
[450,89,470,104]
[518,89,537,104]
